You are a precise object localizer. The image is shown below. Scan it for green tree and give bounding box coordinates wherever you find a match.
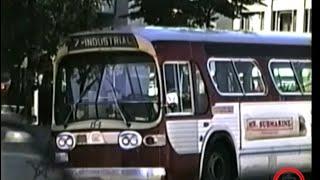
[127,0,265,28]
[1,0,111,65]
[188,0,236,28]
[127,0,191,26]
[1,0,111,116]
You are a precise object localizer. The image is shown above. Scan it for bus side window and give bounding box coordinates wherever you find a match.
[194,64,209,115]
[269,62,300,93]
[300,68,311,92]
[234,61,265,94]
[208,60,242,94]
[164,62,193,115]
[292,61,311,93]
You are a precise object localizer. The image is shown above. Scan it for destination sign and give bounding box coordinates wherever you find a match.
[67,34,138,50]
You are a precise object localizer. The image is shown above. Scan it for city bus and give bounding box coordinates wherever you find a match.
[50,26,311,180]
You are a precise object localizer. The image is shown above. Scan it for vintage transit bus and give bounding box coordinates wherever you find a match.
[51,26,311,179]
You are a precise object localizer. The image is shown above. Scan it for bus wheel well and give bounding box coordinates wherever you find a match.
[203,131,238,178]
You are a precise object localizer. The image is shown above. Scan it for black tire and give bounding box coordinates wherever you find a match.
[202,141,237,180]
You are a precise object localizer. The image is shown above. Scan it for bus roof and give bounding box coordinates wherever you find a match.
[70,26,311,46]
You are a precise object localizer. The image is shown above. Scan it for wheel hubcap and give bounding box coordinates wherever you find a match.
[208,153,225,180]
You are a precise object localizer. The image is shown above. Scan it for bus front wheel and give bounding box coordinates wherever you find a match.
[203,141,237,180]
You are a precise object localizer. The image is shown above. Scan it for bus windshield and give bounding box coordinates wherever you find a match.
[54,52,160,126]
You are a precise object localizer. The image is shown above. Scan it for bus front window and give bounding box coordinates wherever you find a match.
[54,52,160,126]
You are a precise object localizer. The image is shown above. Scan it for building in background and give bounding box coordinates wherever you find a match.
[97,0,129,28]
[212,14,234,30]
[98,0,311,33]
[233,0,311,33]
[99,0,234,30]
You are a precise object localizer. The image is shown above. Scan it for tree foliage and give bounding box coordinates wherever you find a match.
[128,0,190,26]
[1,0,110,68]
[128,0,265,28]
[1,0,111,115]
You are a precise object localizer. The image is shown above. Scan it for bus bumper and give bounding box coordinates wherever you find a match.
[64,167,166,180]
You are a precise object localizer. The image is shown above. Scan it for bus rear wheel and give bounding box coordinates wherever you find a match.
[203,142,236,180]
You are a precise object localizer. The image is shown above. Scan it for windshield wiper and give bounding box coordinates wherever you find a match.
[63,76,100,128]
[104,75,131,128]
[63,67,131,128]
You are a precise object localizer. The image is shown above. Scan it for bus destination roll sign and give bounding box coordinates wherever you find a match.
[68,34,138,50]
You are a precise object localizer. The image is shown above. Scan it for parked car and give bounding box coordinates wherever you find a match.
[1,72,69,180]
[2,111,71,180]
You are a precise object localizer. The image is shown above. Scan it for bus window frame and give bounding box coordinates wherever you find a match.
[234,58,267,96]
[207,57,267,96]
[268,59,311,96]
[163,61,195,117]
[192,62,210,115]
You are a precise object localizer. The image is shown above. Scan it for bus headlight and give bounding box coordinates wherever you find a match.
[119,131,142,150]
[56,132,76,151]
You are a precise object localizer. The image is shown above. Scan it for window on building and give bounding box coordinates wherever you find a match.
[241,12,264,31]
[271,11,277,31]
[241,16,250,31]
[279,12,291,31]
[304,9,312,33]
[260,12,264,30]
[272,10,297,32]
[292,10,297,31]
[164,62,193,115]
